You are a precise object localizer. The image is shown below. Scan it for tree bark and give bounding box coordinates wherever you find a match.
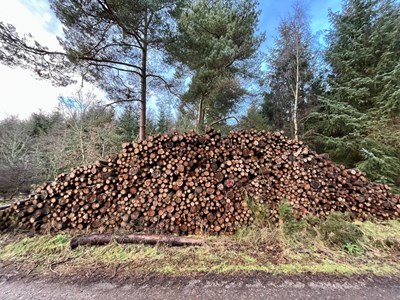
[2,130,399,234]
[70,233,204,249]
[79,127,86,163]
[0,203,11,211]
[139,11,149,142]
[196,94,205,133]
[293,36,300,141]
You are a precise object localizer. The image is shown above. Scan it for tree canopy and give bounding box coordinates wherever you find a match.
[264,2,319,140]
[167,0,264,132]
[0,0,183,140]
[307,0,400,188]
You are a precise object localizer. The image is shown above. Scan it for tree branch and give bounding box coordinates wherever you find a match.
[87,62,142,77]
[146,73,182,100]
[104,99,142,108]
[101,0,144,48]
[207,116,239,127]
[1,27,143,72]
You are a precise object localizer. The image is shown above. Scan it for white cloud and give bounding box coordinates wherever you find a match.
[0,0,62,50]
[0,1,106,120]
[0,64,67,119]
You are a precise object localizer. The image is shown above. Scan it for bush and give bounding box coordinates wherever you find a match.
[278,202,306,236]
[320,212,363,247]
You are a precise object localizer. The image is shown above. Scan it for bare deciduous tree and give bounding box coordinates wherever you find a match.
[265,2,318,140]
[0,117,39,200]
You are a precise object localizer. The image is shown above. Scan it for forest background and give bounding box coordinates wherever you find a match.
[0,0,399,199]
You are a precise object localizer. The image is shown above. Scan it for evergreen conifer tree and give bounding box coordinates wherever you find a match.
[0,0,183,140]
[308,0,400,189]
[117,105,140,142]
[167,0,264,132]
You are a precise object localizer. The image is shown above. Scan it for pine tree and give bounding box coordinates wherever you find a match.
[117,105,140,142]
[0,1,183,141]
[308,0,400,189]
[239,103,271,131]
[175,109,195,132]
[168,0,264,132]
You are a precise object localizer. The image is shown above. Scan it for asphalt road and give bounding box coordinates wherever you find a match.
[0,275,399,300]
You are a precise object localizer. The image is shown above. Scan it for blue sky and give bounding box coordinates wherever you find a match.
[0,0,344,119]
[20,0,61,34]
[259,1,342,49]
[18,0,344,50]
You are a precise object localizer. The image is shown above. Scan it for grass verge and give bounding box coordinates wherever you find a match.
[0,203,399,278]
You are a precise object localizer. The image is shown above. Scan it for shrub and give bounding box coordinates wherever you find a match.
[320,212,363,247]
[278,202,306,236]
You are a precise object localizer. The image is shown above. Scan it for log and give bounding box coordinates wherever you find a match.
[70,233,204,249]
[2,128,399,235]
[0,197,31,211]
[0,204,11,211]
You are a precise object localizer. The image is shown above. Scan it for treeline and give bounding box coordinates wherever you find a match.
[0,0,399,196]
[0,0,263,141]
[0,87,263,200]
[0,91,179,200]
[254,0,400,190]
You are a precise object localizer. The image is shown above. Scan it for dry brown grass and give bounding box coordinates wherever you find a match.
[1,201,399,278]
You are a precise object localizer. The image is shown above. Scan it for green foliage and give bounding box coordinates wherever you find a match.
[0,91,133,194]
[1,0,184,140]
[278,202,306,236]
[320,212,364,247]
[307,0,400,189]
[244,193,271,226]
[175,109,195,132]
[157,110,170,134]
[117,105,140,142]
[156,101,174,134]
[239,103,271,131]
[168,0,264,131]
[343,242,362,255]
[138,108,158,136]
[27,111,62,137]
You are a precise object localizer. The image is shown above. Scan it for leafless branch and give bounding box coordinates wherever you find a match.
[147,73,182,100]
[208,116,239,127]
[104,99,142,108]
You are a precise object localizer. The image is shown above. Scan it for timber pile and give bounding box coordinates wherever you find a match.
[1,129,399,234]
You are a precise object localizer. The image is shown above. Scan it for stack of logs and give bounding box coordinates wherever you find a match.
[1,129,399,235]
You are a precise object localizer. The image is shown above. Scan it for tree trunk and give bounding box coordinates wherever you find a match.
[139,11,148,142]
[196,93,205,133]
[70,233,204,249]
[293,37,300,141]
[79,128,86,163]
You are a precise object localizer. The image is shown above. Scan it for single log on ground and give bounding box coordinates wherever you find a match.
[70,233,204,249]
[0,198,30,211]
[0,204,10,211]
